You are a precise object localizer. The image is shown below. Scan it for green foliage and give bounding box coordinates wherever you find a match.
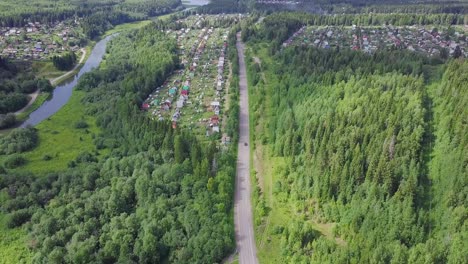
[0,113,16,129]
[0,0,181,27]
[0,93,29,114]
[0,128,38,155]
[0,21,237,263]
[0,58,53,117]
[74,120,89,129]
[246,14,467,263]
[3,154,27,169]
[52,52,77,71]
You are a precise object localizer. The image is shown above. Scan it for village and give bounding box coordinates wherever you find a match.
[283,25,467,58]
[0,19,84,61]
[142,14,243,145]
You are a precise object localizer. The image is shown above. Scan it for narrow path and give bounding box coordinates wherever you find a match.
[14,90,39,115]
[235,32,259,264]
[51,48,86,86]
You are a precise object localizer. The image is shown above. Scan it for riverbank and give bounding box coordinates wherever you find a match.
[50,48,87,86]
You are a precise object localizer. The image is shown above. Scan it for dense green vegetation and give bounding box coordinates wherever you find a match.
[198,0,249,14]
[0,58,53,123]
[0,0,181,27]
[254,0,468,14]
[51,52,77,71]
[245,14,467,263]
[0,20,238,263]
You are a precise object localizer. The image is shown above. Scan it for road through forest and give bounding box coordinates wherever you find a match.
[234,32,259,264]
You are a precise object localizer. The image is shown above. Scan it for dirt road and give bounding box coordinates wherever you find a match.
[51,48,86,86]
[14,90,39,115]
[234,32,259,264]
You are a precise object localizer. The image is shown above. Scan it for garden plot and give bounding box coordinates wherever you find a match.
[285,25,467,58]
[142,15,232,138]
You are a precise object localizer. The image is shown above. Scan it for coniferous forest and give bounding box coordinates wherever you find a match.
[244,12,467,263]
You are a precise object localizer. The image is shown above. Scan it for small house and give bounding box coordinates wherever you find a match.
[210,115,219,126]
[169,87,177,96]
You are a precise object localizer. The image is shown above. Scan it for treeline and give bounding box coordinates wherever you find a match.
[244,14,467,263]
[197,0,249,14]
[242,12,466,52]
[318,0,468,14]
[246,12,465,44]
[0,0,181,27]
[0,22,237,263]
[51,51,77,71]
[253,0,468,14]
[116,0,182,17]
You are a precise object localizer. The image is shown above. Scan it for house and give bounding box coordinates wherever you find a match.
[210,101,220,110]
[34,43,42,51]
[172,111,180,121]
[176,97,185,108]
[161,104,170,111]
[142,103,150,110]
[169,87,177,96]
[210,115,219,126]
[181,90,189,99]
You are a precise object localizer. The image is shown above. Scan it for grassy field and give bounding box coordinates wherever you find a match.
[16,93,50,122]
[103,20,153,37]
[0,213,31,264]
[32,61,66,80]
[11,91,105,175]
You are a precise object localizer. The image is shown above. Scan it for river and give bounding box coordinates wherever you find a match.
[183,0,210,6]
[20,34,115,127]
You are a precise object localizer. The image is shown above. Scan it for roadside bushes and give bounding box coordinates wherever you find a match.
[0,127,38,155]
[74,120,89,129]
[6,208,32,228]
[3,154,27,169]
[0,93,29,114]
[0,113,16,129]
[52,51,77,71]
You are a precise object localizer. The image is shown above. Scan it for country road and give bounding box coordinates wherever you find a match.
[234,32,259,264]
[51,48,86,86]
[14,90,39,115]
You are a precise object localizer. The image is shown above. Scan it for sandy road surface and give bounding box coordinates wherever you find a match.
[234,32,259,264]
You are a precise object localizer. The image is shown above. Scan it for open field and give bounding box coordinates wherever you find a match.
[9,91,105,175]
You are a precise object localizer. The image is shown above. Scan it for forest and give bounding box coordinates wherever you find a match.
[0,21,239,263]
[0,0,182,27]
[51,52,77,71]
[244,13,467,263]
[0,58,53,126]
